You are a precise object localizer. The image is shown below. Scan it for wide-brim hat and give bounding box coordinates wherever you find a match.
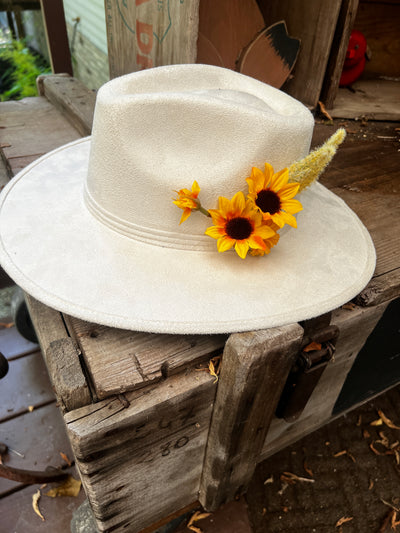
[0,65,375,334]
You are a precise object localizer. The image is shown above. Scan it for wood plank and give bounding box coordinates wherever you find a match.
[39,75,96,136]
[320,0,360,109]
[65,315,226,399]
[259,301,389,460]
[0,480,86,533]
[330,79,400,121]
[0,326,38,360]
[24,295,70,357]
[105,0,200,78]
[65,369,216,533]
[199,324,303,511]
[354,0,400,78]
[196,0,265,70]
[257,0,342,107]
[0,403,75,496]
[355,269,400,307]
[39,0,73,76]
[0,351,55,422]
[45,338,92,412]
[0,97,81,161]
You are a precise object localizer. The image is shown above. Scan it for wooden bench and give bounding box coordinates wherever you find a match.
[1,75,399,533]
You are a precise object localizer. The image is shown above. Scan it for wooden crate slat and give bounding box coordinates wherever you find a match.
[260,301,389,460]
[65,314,226,398]
[200,324,303,510]
[65,369,216,533]
[105,0,200,78]
[257,0,342,108]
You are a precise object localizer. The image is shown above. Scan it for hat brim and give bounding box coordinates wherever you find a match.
[0,138,376,334]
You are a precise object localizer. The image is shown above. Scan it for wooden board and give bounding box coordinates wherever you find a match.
[65,369,216,533]
[320,0,360,109]
[200,324,303,510]
[257,0,342,107]
[105,0,200,78]
[353,0,400,79]
[330,79,400,121]
[259,301,389,459]
[64,315,226,399]
[0,326,38,360]
[0,96,80,176]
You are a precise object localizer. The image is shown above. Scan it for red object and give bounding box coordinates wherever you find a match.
[340,30,367,87]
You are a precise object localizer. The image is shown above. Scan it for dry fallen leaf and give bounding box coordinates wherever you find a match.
[368,479,374,490]
[208,360,219,384]
[0,321,14,328]
[378,409,400,430]
[303,460,313,478]
[187,511,211,533]
[342,302,357,311]
[281,471,314,483]
[32,490,45,521]
[45,475,81,498]
[318,101,333,121]
[264,475,274,485]
[371,418,384,427]
[303,341,322,353]
[59,451,72,467]
[28,406,34,412]
[336,516,353,527]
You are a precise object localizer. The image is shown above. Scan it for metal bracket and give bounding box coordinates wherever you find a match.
[275,315,340,422]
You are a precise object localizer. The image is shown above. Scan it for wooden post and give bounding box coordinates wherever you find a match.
[40,0,73,75]
[199,323,303,510]
[104,0,200,78]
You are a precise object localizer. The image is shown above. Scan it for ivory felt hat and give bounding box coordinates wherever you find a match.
[0,65,375,334]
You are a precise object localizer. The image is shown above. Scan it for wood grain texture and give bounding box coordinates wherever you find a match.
[330,79,400,121]
[199,324,303,510]
[65,315,226,398]
[105,0,200,78]
[45,338,92,412]
[40,75,96,136]
[257,0,342,107]
[65,369,216,533]
[320,0,360,109]
[260,302,389,459]
[354,0,400,78]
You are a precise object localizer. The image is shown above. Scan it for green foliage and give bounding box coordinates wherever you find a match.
[0,40,51,102]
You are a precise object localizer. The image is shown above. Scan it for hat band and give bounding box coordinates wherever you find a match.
[84,186,215,251]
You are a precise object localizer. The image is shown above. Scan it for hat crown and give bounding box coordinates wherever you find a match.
[85,65,314,249]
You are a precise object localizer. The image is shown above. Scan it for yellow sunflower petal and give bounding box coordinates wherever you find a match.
[205,225,225,239]
[250,166,266,192]
[263,163,274,186]
[278,182,300,200]
[217,236,235,253]
[248,235,267,250]
[274,211,298,228]
[179,208,192,224]
[257,224,276,239]
[231,191,246,214]
[218,196,231,214]
[270,168,289,191]
[281,198,303,214]
[235,240,250,259]
[191,180,200,197]
[208,209,227,226]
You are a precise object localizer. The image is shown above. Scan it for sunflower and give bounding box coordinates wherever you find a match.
[247,163,303,228]
[205,192,277,259]
[173,180,201,224]
[250,220,281,256]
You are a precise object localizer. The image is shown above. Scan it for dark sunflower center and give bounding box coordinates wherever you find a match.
[256,189,281,214]
[225,217,253,240]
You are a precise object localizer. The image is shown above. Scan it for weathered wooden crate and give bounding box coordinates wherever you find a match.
[2,76,399,532]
